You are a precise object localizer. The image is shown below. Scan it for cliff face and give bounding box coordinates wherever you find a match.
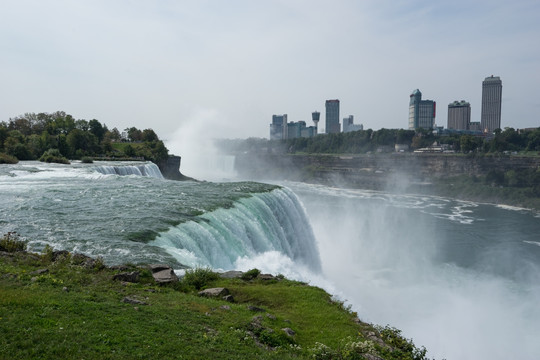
[158,155,192,181]
[235,153,540,190]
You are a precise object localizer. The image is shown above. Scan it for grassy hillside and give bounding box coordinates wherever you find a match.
[0,236,430,360]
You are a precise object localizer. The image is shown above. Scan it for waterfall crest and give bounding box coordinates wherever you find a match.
[152,187,321,272]
[94,163,164,178]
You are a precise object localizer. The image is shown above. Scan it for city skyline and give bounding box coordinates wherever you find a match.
[1,1,539,150]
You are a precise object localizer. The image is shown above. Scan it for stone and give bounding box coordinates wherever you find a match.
[149,265,178,284]
[122,296,147,306]
[62,287,69,292]
[219,305,231,311]
[112,271,140,283]
[266,314,276,320]
[198,287,230,298]
[222,295,234,302]
[68,253,102,269]
[282,328,296,337]
[149,264,172,272]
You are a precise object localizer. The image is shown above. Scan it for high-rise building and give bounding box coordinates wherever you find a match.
[270,114,287,140]
[342,115,363,133]
[447,101,471,130]
[408,89,436,130]
[481,75,502,133]
[325,100,340,134]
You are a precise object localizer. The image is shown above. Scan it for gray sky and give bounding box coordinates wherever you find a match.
[1,0,539,143]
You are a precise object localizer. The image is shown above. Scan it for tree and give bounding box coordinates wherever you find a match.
[141,129,158,142]
[0,124,8,151]
[4,132,33,160]
[460,135,476,153]
[89,119,106,142]
[105,127,122,142]
[66,129,98,157]
[125,127,143,142]
[8,117,32,136]
[75,119,90,131]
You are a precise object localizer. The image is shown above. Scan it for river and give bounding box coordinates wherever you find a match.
[1,160,539,359]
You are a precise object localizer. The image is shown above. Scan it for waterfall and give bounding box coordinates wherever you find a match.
[93,163,164,179]
[151,187,321,272]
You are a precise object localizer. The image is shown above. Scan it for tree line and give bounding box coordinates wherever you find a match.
[0,111,169,163]
[217,127,540,155]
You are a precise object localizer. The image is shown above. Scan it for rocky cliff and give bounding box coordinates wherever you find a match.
[235,153,540,190]
[157,155,193,181]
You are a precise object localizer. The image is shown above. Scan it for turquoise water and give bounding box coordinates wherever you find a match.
[0,161,319,270]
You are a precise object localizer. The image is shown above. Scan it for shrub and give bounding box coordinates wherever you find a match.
[81,157,94,163]
[0,152,18,164]
[182,267,219,290]
[375,325,428,360]
[241,268,261,281]
[0,232,27,252]
[39,148,70,164]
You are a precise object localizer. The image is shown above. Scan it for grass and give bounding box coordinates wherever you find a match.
[0,244,431,359]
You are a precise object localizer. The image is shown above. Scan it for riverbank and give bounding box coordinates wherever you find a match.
[0,241,430,360]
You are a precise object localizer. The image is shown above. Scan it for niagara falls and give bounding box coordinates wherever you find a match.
[1,160,540,359]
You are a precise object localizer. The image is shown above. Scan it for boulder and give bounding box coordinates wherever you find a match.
[198,287,230,298]
[222,294,234,302]
[149,264,171,272]
[122,296,147,306]
[112,271,140,283]
[149,264,178,284]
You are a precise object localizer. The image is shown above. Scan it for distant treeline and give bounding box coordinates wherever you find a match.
[217,127,540,155]
[0,111,168,163]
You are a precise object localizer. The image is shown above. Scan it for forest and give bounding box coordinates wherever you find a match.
[0,111,168,164]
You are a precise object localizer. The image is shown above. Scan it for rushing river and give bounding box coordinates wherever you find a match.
[1,161,539,359]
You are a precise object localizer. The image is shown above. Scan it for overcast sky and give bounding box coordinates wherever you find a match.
[1,0,539,144]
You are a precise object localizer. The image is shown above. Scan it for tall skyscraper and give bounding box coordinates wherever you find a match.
[481,75,502,133]
[325,100,340,134]
[270,114,287,140]
[408,89,436,130]
[447,101,471,130]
